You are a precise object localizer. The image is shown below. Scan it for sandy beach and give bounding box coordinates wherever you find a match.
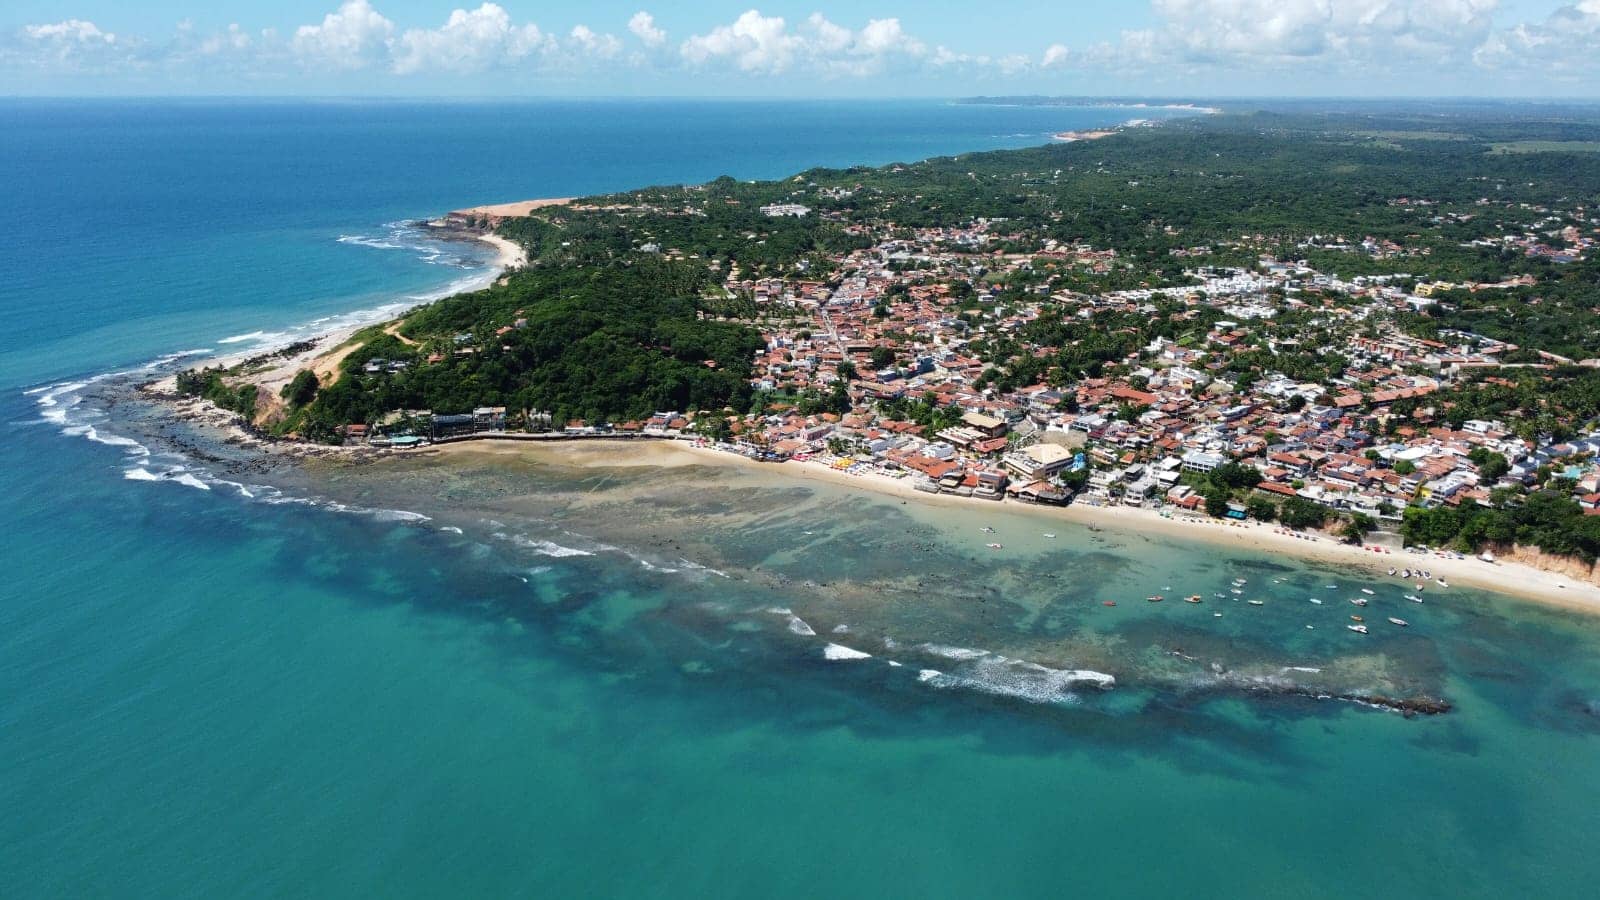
[1052,129,1117,142]
[477,232,527,270]
[440,438,1600,615]
[140,189,1600,618]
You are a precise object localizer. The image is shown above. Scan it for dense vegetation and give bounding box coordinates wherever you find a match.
[176,367,257,419]
[175,105,1600,574]
[1402,492,1600,561]
[299,257,764,432]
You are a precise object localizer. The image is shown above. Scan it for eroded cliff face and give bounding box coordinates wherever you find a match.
[1493,544,1600,587]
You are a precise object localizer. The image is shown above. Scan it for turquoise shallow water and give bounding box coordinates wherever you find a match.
[5,100,1600,898]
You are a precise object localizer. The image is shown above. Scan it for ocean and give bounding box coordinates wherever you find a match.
[4,99,1600,899]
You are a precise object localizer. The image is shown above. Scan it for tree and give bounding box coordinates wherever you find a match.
[1340,514,1375,544]
[1212,461,1263,490]
[1469,447,1509,481]
[1280,497,1328,530]
[1394,459,1416,476]
[1246,496,1278,522]
[1204,487,1230,518]
[282,370,320,408]
[869,346,896,370]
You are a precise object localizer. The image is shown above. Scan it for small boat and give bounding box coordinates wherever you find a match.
[1350,597,1368,607]
[1308,598,1322,605]
[1421,570,1432,579]
[1360,588,1375,596]
[1186,595,1203,604]
[1147,595,1164,602]
[1233,578,1248,585]
[1388,568,1397,576]
[1436,579,1448,587]
[1350,615,1364,622]
[981,526,996,534]
[1247,599,1265,606]
[1348,624,1368,634]
[1405,594,1423,603]
[1102,600,1116,607]
[986,543,1003,550]
[1230,588,1243,595]
[1403,569,1413,578]
[1043,533,1056,539]
[1326,584,1338,589]
[1388,617,1409,627]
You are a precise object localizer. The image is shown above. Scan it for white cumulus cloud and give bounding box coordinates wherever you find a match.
[25,19,117,45]
[569,24,622,59]
[628,11,667,48]
[680,10,934,76]
[291,0,395,70]
[1474,1,1600,76]
[392,4,550,74]
[1067,0,1506,73]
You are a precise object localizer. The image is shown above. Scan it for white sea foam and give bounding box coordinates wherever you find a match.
[34,381,86,424]
[916,654,1113,703]
[67,425,146,452]
[676,557,730,578]
[216,330,285,345]
[337,222,485,270]
[823,643,872,661]
[259,495,320,507]
[169,473,211,491]
[124,467,161,482]
[439,526,464,535]
[337,235,404,251]
[143,348,214,369]
[369,508,432,524]
[494,532,594,557]
[919,643,990,661]
[787,615,816,637]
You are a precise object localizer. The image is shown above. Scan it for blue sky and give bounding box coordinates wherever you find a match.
[4,1,1598,97]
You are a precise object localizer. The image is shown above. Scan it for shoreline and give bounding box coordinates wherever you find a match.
[476,232,527,271]
[124,158,1600,619]
[436,438,1600,616]
[147,222,524,401]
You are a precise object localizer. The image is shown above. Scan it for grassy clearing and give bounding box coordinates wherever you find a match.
[1490,141,1600,154]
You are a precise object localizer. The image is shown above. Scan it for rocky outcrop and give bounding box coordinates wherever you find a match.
[1491,543,1600,588]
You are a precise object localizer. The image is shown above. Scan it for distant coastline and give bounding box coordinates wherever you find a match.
[959,96,1222,116]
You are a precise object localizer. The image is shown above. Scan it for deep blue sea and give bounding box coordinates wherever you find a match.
[5,99,1600,899]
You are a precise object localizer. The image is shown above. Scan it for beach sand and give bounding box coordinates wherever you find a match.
[477,232,527,270]
[452,198,575,219]
[1052,129,1117,142]
[439,438,1600,615]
